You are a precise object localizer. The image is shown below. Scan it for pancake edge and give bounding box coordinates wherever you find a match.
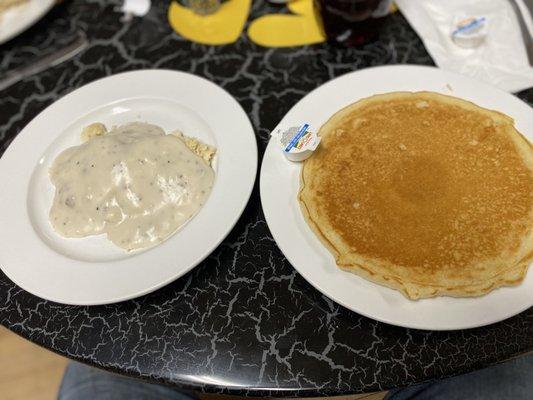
[298,91,533,300]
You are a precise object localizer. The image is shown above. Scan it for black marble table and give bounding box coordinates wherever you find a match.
[1,0,532,396]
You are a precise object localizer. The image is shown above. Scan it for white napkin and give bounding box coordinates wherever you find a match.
[395,0,533,92]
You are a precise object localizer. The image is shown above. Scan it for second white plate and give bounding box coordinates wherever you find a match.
[260,65,533,331]
[0,70,257,305]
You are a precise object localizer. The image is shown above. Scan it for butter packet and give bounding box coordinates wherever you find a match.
[271,123,321,162]
[451,16,487,48]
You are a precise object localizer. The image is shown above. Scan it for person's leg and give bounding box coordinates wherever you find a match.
[58,361,197,400]
[385,352,533,400]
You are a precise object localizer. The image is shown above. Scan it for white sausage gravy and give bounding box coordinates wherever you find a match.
[49,122,215,251]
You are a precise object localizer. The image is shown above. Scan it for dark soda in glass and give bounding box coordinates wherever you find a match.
[314,0,392,46]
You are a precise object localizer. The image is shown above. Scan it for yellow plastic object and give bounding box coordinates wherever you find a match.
[168,0,396,47]
[247,0,325,48]
[168,0,251,45]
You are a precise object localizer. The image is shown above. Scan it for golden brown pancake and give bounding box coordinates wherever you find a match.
[299,92,533,299]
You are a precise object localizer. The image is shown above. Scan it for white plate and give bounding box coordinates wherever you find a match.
[0,0,54,45]
[260,65,533,331]
[0,70,257,305]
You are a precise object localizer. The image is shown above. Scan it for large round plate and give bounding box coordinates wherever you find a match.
[0,0,54,45]
[260,65,533,330]
[0,70,257,305]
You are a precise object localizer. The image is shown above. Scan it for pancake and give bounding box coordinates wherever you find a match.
[299,92,533,300]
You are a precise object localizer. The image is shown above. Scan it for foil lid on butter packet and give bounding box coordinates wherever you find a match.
[272,123,321,162]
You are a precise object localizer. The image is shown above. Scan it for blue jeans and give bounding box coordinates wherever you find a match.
[58,362,196,400]
[385,351,533,400]
[59,353,533,400]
